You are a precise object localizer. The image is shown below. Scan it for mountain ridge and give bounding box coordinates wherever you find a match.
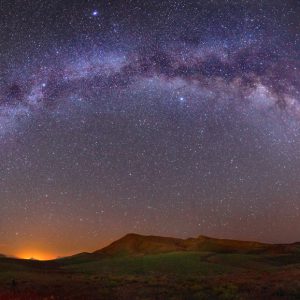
[92,233,299,257]
[3,234,299,260]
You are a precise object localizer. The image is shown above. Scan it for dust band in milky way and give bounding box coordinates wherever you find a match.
[0,38,299,135]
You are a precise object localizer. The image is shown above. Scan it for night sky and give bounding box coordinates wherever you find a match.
[0,0,299,259]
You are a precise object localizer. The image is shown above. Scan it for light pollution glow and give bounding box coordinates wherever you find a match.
[15,250,57,261]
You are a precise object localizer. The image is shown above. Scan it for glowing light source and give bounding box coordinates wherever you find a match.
[17,250,56,261]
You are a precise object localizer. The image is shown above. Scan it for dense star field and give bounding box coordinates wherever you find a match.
[0,0,299,259]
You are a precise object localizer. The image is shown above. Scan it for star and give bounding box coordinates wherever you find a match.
[0,0,299,260]
[92,10,99,17]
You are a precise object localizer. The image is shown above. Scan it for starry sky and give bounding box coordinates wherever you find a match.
[0,0,299,259]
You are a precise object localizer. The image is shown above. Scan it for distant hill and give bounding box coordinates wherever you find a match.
[95,234,186,256]
[1,235,299,300]
[0,235,299,299]
[93,233,299,256]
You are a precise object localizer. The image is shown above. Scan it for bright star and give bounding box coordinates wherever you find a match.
[92,10,99,16]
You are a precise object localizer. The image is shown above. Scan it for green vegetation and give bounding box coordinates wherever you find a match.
[0,235,299,299]
[64,252,232,276]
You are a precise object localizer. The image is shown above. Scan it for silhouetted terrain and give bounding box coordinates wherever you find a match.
[0,234,299,299]
[96,234,299,255]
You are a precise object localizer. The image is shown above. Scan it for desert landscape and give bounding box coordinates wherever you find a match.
[0,234,299,299]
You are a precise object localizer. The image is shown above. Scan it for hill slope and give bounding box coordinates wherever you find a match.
[94,233,299,256]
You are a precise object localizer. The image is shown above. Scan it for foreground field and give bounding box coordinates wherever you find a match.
[0,235,299,299]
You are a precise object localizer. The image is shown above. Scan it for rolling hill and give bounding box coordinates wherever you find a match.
[94,233,299,256]
[0,234,299,299]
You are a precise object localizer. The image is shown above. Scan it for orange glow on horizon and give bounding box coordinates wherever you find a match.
[16,250,56,261]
